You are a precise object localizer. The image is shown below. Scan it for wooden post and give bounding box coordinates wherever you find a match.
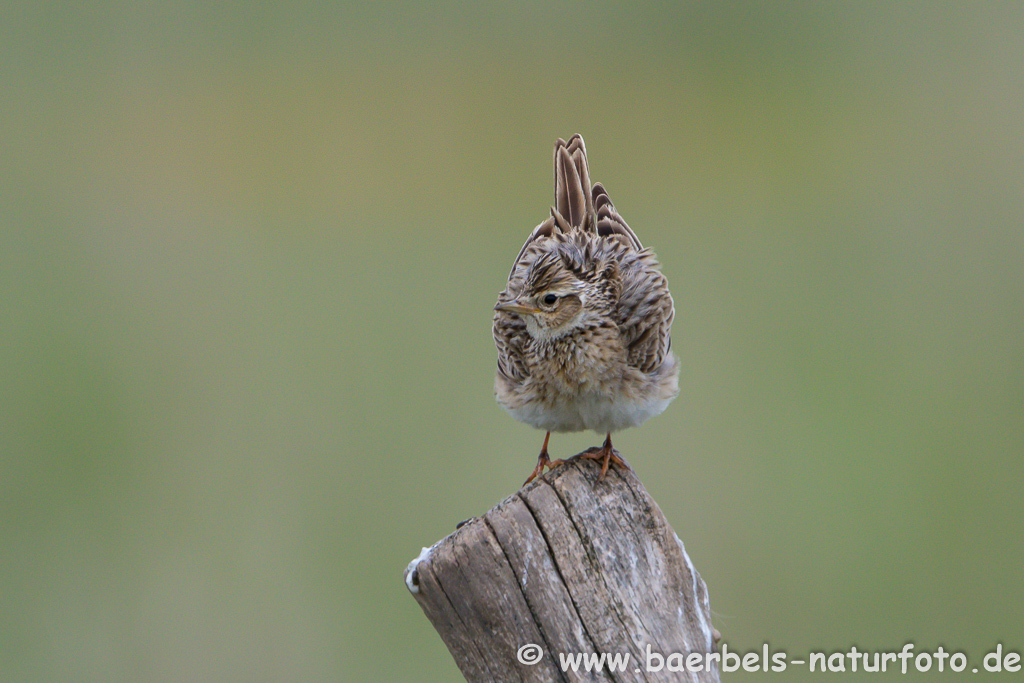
[405,458,720,682]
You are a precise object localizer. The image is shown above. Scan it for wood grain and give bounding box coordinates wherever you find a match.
[405,458,719,682]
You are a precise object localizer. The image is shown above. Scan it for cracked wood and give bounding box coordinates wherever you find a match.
[405,458,719,682]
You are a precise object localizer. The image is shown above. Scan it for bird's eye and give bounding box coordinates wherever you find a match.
[543,294,558,305]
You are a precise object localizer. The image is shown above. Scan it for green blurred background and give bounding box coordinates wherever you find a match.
[3,2,1022,681]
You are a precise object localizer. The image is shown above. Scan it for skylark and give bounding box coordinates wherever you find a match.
[493,134,679,485]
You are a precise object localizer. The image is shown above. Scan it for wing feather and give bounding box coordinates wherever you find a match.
[592,182,643,251]
[614,250,675,374]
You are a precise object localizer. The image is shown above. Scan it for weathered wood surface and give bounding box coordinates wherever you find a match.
[405,458,719,682]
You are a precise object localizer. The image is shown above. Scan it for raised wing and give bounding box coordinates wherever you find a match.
[614,250,675,374]
[493,305,531,382]
[592,182,643,251]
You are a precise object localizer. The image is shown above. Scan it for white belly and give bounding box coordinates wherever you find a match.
[502,389,674,435]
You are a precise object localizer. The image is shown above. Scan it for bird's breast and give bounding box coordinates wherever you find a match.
[527,324,624,393]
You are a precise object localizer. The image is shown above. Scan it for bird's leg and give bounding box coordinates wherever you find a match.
[523,432,568,485]
[574,433,630,482]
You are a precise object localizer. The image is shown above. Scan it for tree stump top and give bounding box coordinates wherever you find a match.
[406,458,718,682]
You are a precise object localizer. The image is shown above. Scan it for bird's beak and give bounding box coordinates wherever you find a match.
[494,299,540,316]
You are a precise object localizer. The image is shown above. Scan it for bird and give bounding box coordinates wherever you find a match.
[493,134,679,485]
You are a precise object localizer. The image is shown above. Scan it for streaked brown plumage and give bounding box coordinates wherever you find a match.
[493,135,679,485]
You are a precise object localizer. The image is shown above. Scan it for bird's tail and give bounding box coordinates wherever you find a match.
[552,135,643,251]
[552,134,595,232]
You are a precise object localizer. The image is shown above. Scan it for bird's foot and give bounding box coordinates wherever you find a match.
[523,432,569,486]
[523,450,569,486]
[574,435,630,482]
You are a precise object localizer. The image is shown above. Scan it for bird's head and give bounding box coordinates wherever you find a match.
[495,249,607,340]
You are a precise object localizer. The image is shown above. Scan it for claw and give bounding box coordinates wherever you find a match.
[523,432,569,485]
[523,449,550,486]
[573,433,630,483]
